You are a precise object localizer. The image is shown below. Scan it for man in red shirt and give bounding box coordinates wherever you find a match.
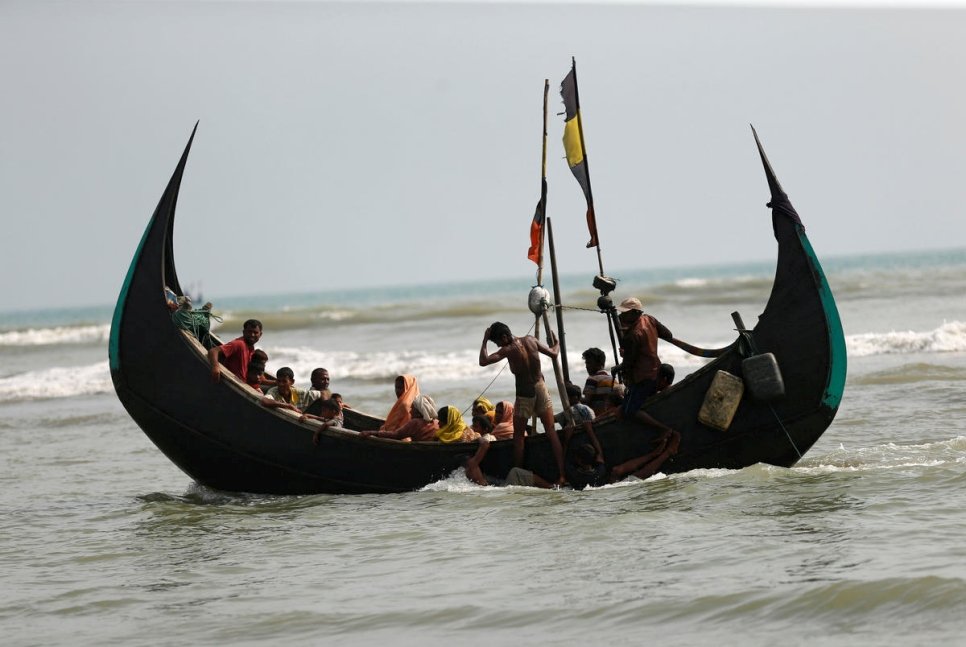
[617,298,674,428]
[208,319,262,383]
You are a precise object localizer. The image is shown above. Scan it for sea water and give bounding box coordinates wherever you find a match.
[2,249,966,645]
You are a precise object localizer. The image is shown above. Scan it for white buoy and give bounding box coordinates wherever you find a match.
[528,286,551,315]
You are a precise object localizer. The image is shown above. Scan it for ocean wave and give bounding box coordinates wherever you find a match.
[264,346,507,383]
[0,339,719,403]
[659,275,775,306]
[797,436,966,472]
[847,321,966,357]
[213,300,526,332]
[137,483,327,508]
[0,349,520,402]
[674,576,966,628]
[0,324,110,347]
[851,362,966,386]
[566,273,776,308]
[765,576,966,620]
[0,362,113,402]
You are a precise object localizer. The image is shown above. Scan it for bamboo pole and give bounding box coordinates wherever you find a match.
[546,217,570,384]
[532,79,550,436]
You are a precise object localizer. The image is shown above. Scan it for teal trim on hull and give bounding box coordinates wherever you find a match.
[798,229,847,409]
[109,217,155,373]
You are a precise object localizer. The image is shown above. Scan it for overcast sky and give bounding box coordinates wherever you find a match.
[3,0,966,312]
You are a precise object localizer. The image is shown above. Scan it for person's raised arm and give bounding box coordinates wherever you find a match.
[656,319,673,342]
[479,327,507,366]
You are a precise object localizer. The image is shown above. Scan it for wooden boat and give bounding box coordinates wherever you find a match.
[109,124,846,494]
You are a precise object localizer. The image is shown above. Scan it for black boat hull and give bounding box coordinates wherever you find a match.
[109,126,846,494]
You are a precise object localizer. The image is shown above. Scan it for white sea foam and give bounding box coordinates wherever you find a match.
[419,468,666,492]
[674,277,711,288]
[846,321,966,357]
[264,346,505,382]
[0,361,112,402]
[419,470,487,493]
[0,324,110,346]
[311,310,354,322]
[666,467,739,480]
[795,436,966,473]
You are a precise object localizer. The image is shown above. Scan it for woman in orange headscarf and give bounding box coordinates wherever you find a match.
[379,374,419,432]
[491,400,515,440]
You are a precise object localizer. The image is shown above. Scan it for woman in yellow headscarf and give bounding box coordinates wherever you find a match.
[471,397,496,424]
[436,406,479,443]
[379,374,419,432]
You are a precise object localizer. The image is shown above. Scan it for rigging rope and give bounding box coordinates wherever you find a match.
[172,307,222,346]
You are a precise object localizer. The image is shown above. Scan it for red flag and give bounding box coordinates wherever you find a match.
[528,178,547,264]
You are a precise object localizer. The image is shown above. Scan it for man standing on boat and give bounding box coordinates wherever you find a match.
[616,298,675,434]
[208,319,262,384]
[479,322,566,484]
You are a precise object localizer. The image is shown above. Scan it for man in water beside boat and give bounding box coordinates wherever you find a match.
[462,436,543,487]
[462,425,678,489]
[479,322,566,484]
[461,391,680,489]
[208,319,262,384]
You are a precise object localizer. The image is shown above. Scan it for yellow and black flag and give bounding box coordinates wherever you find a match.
[561,58,599,249]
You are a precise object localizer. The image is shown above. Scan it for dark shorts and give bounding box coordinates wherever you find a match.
[622,380,658,417]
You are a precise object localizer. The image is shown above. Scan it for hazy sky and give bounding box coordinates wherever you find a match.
[3,0,966,312]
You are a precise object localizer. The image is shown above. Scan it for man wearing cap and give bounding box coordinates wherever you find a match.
[616,297,674,428]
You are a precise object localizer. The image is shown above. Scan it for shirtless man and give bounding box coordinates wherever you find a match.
[479,321,565,483]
